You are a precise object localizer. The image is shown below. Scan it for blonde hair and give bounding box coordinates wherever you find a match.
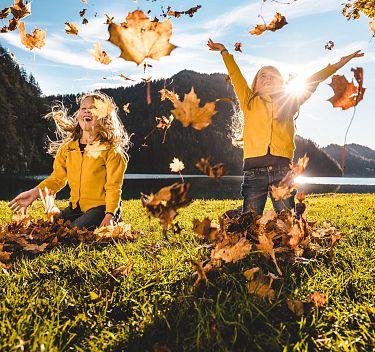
[46,91,129,158]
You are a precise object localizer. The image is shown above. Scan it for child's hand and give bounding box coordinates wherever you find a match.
[207,38,226,52]
[340,50,364,65]
[8,188,39,213]
[100,213,114,228]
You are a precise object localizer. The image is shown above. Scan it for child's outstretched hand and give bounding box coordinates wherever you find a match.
[334,50,364,70]
[207,38,226,52]
[8,188,39,213]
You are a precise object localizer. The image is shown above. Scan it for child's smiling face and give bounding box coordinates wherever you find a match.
[255,67,284,96]
[77,97,99,133]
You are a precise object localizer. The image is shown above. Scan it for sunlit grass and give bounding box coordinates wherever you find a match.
[0,195,374,351]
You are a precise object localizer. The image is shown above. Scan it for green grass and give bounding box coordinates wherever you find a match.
[0,195,374,351]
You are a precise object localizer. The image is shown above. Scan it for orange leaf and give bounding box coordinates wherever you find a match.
[108,10,177,65]
[249,12,288,36]
[89,42,112,65]
[19,22,46,50]
[65,22,78,35]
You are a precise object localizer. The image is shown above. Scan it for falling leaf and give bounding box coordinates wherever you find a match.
[79,9,86,17]
[123,103,130,114]
[11,0,31,21]
[105,14,114,24]
[18,22,46,50]
[370,18,375,36]
[249,12,288,36]
[155,115,174,143]
[65,22,78,35]
[257,233,282,275]
[325,40,334,50]
[89,97,114,120]
[111,261,134,277]
[167,5,202,18]
[119,74,135,81]
[191,259,208,288]
[192,217,220,241]
[108,10,177,65]
[270,184,293,202]
[328,68,366,110]
[296,192,305,202]
[0,7,11,19]
[85,141,107,159]
[38,187,59,222]
[89,42,112,65]
[171,87,217,130]
[159,88,179,104]
[195,157,226,179]
[82,18,88,25]
[169,157,185,173]
[234,42,242,52]
[258,210,277,226]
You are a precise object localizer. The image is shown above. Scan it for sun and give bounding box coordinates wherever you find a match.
[284,75,308,97]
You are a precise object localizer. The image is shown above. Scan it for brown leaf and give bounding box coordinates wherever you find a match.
[23,242,49,253]
[108,10,177,65]
[195,157,226,179]
[111,261,134,277]
[89,42,112,65]
[105,14,114,24]
[19,22,46,50]
[192,217,220,241]
[65,22,78,36]
[250,12,288,36]
[310,292,326,306]
[328,68,365,110]
[0,7,11,19]
[211,236,251,263]
[123,103,130,114]
[159,88,179,105]
[171,88,217,130]
[167,5,202,19]
[257,233,282,275]
[119,74,135,82]
[79,9,86,17]
[246,272,275,299]
[89,97,114,120]
[234,42,242,52]
[11,0,31,20]
[191,259,208,288]
[287,299,313,317]
[325,40,334,50]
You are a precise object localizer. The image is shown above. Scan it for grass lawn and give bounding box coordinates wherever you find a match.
[0,194,374,351]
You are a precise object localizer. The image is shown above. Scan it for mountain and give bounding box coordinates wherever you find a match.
[323,143,375,177]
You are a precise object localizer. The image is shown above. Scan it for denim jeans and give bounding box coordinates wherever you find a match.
[57,202,122,230]
[241,165,296,215]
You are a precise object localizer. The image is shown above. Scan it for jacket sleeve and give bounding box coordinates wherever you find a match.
[37,144,68,193]
[296,64,337,107]
[222,53,252,111]
[104,148,127,214]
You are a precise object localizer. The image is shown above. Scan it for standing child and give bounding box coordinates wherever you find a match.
[207,38,363,215]
[9,92,129,229]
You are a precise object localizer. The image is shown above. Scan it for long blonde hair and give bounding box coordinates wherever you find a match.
[46,91,129,158]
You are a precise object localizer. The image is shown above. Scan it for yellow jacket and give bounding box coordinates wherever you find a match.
[37,140,127,214]
[222,54,337,160]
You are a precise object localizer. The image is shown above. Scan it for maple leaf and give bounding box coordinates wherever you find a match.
[195,158,226,179]
[85,141,107,159]
[246,271,275,300]
[325,40,334,50]
[111,261,134,277]
[234,42,242,52]
[169,157,185,173]
[89,97,114,120]
[192,217,220,241]
[270,184,293,201]
[82,18,88,25]
[89,42,112,65]
[191,259,209,288]
[211,236,252,263]
[250,12,288,36]
[108,10,177,65]
[0,7,11,19]
[19,22,46,50]
[123,103,130,114]
[257,233,282,275]
[171,87,217,130]
[11,0,31,21]
[65,22,78,36]
[79,9,86,17]
[159,88,179,105]
[328,68,366,110]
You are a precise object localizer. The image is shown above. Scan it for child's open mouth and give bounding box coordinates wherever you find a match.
[83,116,93,122]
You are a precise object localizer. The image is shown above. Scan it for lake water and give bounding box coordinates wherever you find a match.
[1,174,375,201]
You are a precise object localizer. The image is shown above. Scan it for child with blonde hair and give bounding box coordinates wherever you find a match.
[9,91,129,229]
[207,38,363,215]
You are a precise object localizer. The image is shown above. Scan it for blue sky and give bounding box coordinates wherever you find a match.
[1,0,374,149]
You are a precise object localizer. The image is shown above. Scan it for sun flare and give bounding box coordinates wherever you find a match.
[284,76,308,96]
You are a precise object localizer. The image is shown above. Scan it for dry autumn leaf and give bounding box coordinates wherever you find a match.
[325,40,334,50]
[246,271,275,300]
[250,12,288,36]
[257,233,282,275]
[170,87,217,130]
[167,5,202,18]
[169,157,185,173]
[123,103,130,114]
[111,261,134,277]
[38,187,59,222]
[287,299,313,317]
[89,42,112,65]
[19,22,46,50]
[119,74,135,82]
[192,217,220,241]
[159,88,179,104]
[191,259,208,288]
[11,0,31,21]
[89,97,114,120]
[211,236,252,263]
[0,7,11,19]
[234,42,242,52]
[328,67,366,110]
[108,10,177,65]
[370,18,375,36]
[65,22,78,36]
[310,292,326,306]
[195,157,226,179]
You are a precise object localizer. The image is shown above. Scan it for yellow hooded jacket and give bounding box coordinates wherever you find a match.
[37,140,127,214]
[222,54,337,160]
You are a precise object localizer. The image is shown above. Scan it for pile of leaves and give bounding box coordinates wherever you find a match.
[0,215,140,267]
[191,196,343,308]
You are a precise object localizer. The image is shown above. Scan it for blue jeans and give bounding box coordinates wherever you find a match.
[241,165,296,215]
[57,203,122,230]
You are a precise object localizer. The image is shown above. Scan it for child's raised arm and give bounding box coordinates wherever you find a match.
[296,50,364,106]
[207,38,251,111]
